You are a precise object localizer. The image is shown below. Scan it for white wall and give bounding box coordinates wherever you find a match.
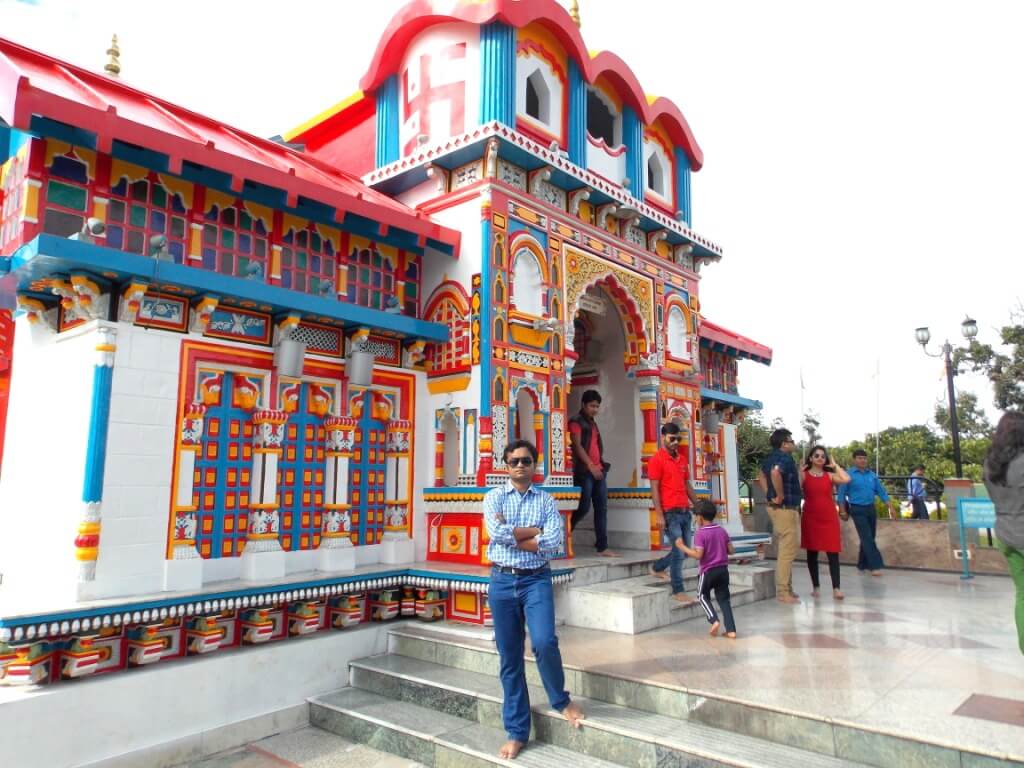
[399,23,480,156]
[89,323,183,599]
[0,318,95,606]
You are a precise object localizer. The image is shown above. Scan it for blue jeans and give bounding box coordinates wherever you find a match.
[571,471,609,552]
[652,508,692,594]
[489,567,571,742]
[851,504,884,571]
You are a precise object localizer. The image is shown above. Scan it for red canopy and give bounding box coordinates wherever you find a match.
[700,319,772,364]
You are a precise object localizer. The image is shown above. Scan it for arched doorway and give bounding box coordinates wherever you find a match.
[567,285,639,487]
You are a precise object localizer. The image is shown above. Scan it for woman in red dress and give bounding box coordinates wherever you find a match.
[800,445,851,599]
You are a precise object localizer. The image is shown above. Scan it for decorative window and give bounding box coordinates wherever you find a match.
[346,246,395,311]
[511,248,544,316]
[647,155,665,196]
[427,298,470,374]
[193,371,254,559]
[278,383,327,551]
[667,306,691,360]
[42,153,90,238]
[281,227,335,295]
[402,256,420,316]
[587,89,619,147]
[494,317,505,342]
[494,276,505,304]
[643,136,673,206]
[552,385,562,409]
[202,204,269,279]
[106,177,187,262]
[0,150,27,251]
[494,375,505,402]
[525,69,550,123]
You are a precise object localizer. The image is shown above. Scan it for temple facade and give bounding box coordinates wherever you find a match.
[0,0,770,684]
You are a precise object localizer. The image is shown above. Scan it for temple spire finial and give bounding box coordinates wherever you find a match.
[569,0,581,27]
[104,34,121,78]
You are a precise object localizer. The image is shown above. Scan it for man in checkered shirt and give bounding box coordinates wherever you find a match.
[484,439,585,759]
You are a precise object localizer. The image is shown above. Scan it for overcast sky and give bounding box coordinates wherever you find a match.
[3,0,1021,444]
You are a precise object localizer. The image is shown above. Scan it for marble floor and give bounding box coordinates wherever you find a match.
[183,726,423,767]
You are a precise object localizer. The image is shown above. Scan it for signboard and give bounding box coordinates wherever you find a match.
[578,294,606,316]
[957,498,996,580]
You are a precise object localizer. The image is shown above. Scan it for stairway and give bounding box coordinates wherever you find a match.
[309,624,883,768]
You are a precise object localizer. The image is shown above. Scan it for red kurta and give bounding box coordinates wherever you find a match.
[801,472,842,553]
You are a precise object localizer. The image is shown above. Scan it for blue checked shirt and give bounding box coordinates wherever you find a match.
[484,481,564,568]
[761,449,802,507]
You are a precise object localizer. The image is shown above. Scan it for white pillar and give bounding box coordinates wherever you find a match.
[318,416,357,572]
[240,409,288,580]
[163,403,206,591]
[381,419,414,563]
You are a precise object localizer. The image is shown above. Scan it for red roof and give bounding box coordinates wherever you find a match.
[700,320,772,364]
[292,0,704,171]
[0,36,459,251]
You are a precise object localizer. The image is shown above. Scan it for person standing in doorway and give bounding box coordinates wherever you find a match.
[484,439,585,759]
[799,445,850,600]
[569,389,617,557]
[908,465,929,520]
[649,422,700,603]
[983,411,1024,655]
[758,428,802,604]
[836,449,895,576]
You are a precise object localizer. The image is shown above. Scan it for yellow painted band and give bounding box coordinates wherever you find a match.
[75,548,98,561]
[78,521,101,535]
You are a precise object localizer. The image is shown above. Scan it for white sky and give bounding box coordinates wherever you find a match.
[3,0,1021,443]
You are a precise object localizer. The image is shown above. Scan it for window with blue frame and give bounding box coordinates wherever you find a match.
[280,226,335,296]
[42,152,90,238]
[202,204,269,280]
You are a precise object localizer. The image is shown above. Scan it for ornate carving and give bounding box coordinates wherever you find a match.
[120,280,149,324]
[647,229,669,252]
[425,163,450,193]
[491,405,508,470]
[484,138,500,178]
[253,410,288,449]
[191,295,219,334]
[550,412,565,473]
[498,159,527,190]
[180,403,207,446]
[453,161,481,189]
[16,295,56,332]
[568,188,591,217]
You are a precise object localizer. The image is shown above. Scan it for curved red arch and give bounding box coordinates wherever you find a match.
[360,0,703,169]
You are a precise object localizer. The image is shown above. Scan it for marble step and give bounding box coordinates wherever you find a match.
[385,625,1003,768]
[348,653,872,768]
[557,572,759,634]
[309,686,623,768]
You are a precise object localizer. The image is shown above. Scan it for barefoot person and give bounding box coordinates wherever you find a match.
[484,439,585,759]
[678,501,737,638]
[569,390,617,556]
[799,445,850,600]
[649,422,700,603]
[758,428,802,603]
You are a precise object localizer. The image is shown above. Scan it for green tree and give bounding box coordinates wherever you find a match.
[934,391,993,440]
[736,413,773,480]
[954,305,1024,411]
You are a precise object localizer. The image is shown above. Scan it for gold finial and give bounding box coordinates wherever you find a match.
[104,34,121,77]
[569,0,580,27]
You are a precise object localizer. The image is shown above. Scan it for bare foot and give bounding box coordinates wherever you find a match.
[871,570,883,577]
[725,631,737,639]
[777,594,801,604]
[597,550,621,558]
[649,566,669,582]
[708,621,721,637]
[672,593,696,604]
[833,589,845,600]
[811,588,820,598]
[562,700,585,729]
[499,740,525,759]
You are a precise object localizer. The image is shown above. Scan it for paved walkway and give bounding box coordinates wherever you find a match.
[550,564,1023,759]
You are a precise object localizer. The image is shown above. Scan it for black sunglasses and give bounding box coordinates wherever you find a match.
[507,457,535,467]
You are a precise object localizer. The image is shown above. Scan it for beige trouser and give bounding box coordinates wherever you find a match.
[768,506,800,596]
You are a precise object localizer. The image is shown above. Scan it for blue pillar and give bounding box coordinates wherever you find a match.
[375,75,399,167]
[675,147,692,225]
[623,105,644,198]
[479,219,492,418]
[568,59,587,166]
[479,22,516,126]
[78,326,117,581]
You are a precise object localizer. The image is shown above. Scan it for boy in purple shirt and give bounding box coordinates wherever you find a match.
[678,501,737,638]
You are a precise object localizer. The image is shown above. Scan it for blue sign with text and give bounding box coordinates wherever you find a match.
[957,498,996,580]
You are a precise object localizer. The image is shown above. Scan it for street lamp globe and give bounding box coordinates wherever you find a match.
[961,317,978,340]
[914,326,931,346]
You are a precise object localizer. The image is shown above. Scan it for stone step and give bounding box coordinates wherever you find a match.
[309,686,622,768]
[384,625,1005,768]
[557,571,761,634]
[348,653,871,768]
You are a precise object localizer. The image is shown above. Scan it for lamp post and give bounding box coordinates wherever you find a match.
[914,317,979,477]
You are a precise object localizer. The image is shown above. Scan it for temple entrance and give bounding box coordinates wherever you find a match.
[567,285,639,487]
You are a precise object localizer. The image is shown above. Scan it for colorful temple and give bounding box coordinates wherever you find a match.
[0,0,771,686]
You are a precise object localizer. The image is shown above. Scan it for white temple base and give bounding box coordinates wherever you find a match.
[317,546,356,572]
[240,549,286,581]
[378,536,415,565]
[163,558,204,592]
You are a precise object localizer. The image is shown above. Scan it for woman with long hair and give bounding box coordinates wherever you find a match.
[800,445,851,599]
[984,411,1024,654]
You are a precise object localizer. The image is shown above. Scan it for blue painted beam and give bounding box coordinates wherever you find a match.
[375,75,400,167]
[479,22,516,126]
[3,235,450,342]
[567,59,587,166]
[674,147,692,225]
[700,386,763,411]
[622,106,644,198]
